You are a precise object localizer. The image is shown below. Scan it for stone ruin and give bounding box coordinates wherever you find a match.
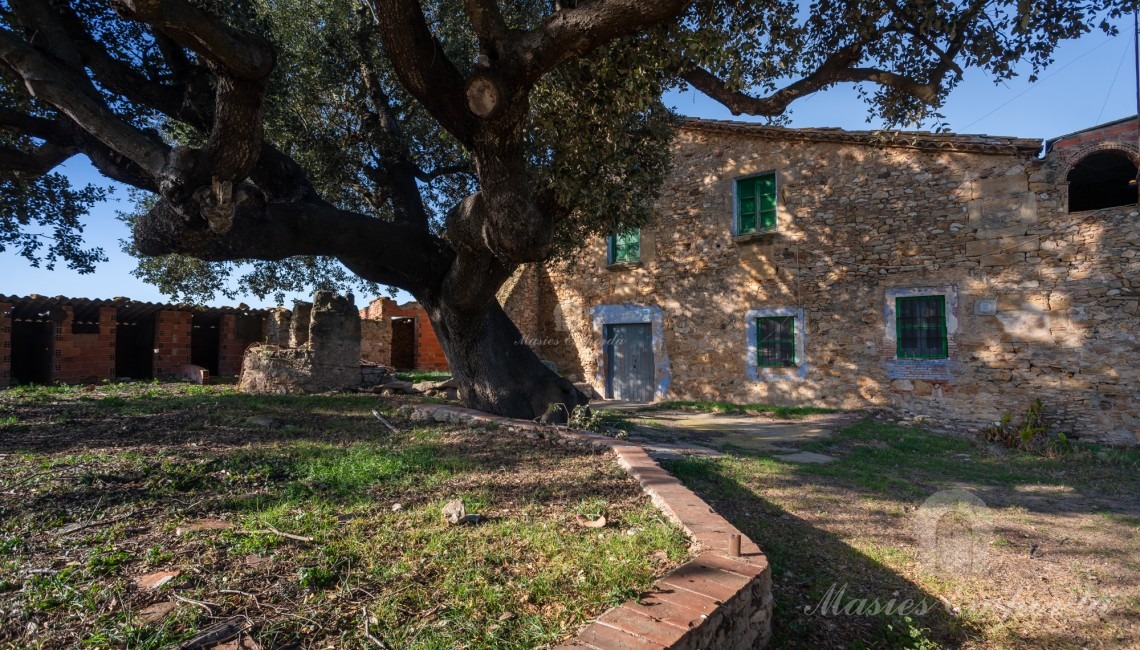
[239,291,373,394]
[238,290,461,398]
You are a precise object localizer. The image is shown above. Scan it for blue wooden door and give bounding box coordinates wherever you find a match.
[605,323,654,402]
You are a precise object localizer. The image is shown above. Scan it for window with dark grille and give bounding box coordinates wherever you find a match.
[736,173,777,234]
[756,316,795,367]
[896,296,948,359]
[607,229,640,264]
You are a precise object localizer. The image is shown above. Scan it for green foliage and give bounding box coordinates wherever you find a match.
[982,398,1072,456]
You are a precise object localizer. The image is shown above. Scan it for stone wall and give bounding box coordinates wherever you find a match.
[361,318,391,366]
[239,292,363,394]
[536,119,1139,445]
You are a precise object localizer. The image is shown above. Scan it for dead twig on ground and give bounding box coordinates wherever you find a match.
[234,523,313,543]
[372,410,398,433]
[362,607,389,648]
[171,594,219,616]
[57,507,156,536]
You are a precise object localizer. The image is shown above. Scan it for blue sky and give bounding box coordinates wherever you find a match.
[1,15,1135,308]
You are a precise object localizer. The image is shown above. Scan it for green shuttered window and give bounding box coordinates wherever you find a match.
[608,229,640,264]
[896,295,948,359]
[757,316,795,367]
[736,173,777,234]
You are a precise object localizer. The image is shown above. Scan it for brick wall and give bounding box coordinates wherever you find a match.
[217,314,261,376]
[154,310,192,378]
[54,306,116,384]
[538,120,1139,445]
[0,302,10,388]
[359,298,449,371]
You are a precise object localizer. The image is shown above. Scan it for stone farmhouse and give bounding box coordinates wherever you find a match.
[499,116,1139,445]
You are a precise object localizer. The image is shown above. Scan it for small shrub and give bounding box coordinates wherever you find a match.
[982,398,1071,456]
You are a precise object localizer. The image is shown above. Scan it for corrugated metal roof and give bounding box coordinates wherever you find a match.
[0,294,275,323]
[678,117,1043,156]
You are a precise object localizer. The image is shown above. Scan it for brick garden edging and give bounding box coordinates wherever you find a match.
[401,404,773,650]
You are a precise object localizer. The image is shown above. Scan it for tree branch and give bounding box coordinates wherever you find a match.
[0,26,169,177]
[463,0,509,55]
[112,0,273,80]
[0,142,76,176]
[369,0,476,145]
[133,197,447,294]
[508,0,694,87]
[683,42,940,116]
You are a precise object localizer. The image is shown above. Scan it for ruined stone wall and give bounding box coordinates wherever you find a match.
[540,123,1139,445]
[361,318,391,366]
[240,292,362,393]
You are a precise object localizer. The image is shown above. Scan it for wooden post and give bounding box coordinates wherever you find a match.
[729,533,741,557]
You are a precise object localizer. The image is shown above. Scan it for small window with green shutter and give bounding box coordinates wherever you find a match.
[756,316,795,367]
[736,172,777,234]
[896,295,948,359]
[607,229,640,264]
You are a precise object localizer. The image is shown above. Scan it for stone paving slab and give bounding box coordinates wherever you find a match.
[772,451,838,464]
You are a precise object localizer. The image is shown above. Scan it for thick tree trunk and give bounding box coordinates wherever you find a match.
[425,297,588,422]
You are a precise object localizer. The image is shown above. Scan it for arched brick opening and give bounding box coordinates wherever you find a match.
[1066,147,1138,212]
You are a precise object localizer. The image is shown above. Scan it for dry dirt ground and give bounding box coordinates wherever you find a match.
[664,415,1140,649]
[0,383,690,650]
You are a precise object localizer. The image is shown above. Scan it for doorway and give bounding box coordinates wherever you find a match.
[390,317,416,370]
[603,323,655,402]
[115,316,155,379]
[10,319,54,384]
[191,313,221,376]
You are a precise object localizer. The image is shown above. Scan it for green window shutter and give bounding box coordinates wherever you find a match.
[757,316,796,367]
[737,173,777,234]
[609,230,640,264]
[895,296,948,359]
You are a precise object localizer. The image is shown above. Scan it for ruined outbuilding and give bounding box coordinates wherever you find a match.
[239,292,365,394]
[0,294,270,386]
[359,298,449,371]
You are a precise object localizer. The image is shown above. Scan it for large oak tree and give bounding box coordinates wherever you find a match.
[0,0,1128,419]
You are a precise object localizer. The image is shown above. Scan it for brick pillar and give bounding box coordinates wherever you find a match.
[99,307,117,381]
[0,302,11,388]
[154,310,192,378]
[415,313,449,371]
[49,312,64,383]
[218,314,241,376]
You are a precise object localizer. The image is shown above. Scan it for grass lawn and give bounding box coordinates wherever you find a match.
[639,400,837,420]
[666,418,1140,649]
[0,383,689,649]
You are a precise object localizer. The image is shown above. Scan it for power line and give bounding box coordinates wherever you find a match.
[1097,30,1134,124]
[961,37,1116,130]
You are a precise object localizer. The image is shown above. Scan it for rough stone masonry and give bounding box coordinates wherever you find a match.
[239,291,362,394]
[500,117,1139,445]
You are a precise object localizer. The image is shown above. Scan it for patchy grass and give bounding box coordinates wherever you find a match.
[393,370,452,384]
[640,399,837,420]
[0,382,689,649]
[666,417,1140,649]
